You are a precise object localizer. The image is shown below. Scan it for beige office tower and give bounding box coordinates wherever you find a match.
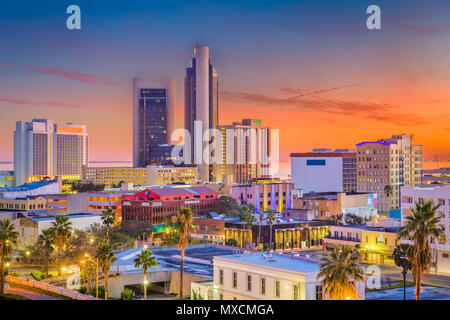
[14,119,88,185]
[184,45,219,182]
[356,134,422,214]
[214,119,271,184]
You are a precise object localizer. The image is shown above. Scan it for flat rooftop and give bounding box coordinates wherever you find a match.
[215,253,320,274]
[113,244,236,278]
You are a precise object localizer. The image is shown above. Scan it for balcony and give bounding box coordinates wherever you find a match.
[324,235,361,243]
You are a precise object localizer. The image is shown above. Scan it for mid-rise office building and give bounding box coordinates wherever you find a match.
[132,78,175,167]
[290,149,357,193]
[184,45,219,181]
[81,165,198,187]
[214,119,271,184]
[356,134,422,214]
[401,185,450,273]
[14,119,88,185]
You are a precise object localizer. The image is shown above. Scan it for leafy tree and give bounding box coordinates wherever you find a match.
[238,205,255,248]
[318,245,364,300]
[325,214,342,226]
[172,207,193,300]
[343,213,364,225]
[101,208,116,243]
[36,229,54,278]
[95,243,117,300]
[384,185,393,198]
[398,199,445,300]
[134,249,158,300]
[70,182,105,193]
[392,244,413,272]
[266,210,276,251]
[0,219,19,294]
[50,215,73,275]
[212,196,240,217]
[225,238,238,247]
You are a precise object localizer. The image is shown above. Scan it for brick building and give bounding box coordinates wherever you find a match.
[121,186,218,224]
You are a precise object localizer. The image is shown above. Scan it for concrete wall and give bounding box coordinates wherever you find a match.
[291,157,343,193]
[169,270,210,298]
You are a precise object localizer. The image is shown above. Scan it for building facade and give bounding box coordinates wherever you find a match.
[323,225,399,265]
[14,119,88,185]
[191,253,365,300]
[0,171,14,187]
[184,45,219,181]
[0,177,62,199]
[356,134,423,214]
[422,167,450,186]
[81,165,198,187]
[214,119,271,184]
[132,78,175,168]
[401,185,450,273]
[290,149,357,193]
[291,192,377,221]
[232,182,294,213]
[121,186,218,224]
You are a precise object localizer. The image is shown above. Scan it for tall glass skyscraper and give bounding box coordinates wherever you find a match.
[184,45,219,181]
[132,78,175,167]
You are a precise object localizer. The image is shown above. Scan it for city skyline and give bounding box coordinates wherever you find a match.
[1,0,450,162]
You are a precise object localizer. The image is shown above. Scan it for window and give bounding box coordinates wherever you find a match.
[275,281,280,298]
[293,284,299,300]
[232,272,237,288]
[316,285,323,300]
[260,277,266,295]
[219,269,223,285]
[443,253,449,259]
[247,275,252,291]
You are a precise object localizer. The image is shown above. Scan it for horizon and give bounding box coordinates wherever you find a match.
[1,0,450,162]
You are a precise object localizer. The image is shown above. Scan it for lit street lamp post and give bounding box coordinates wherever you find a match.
[400,253,408,300]
[143,279,148,300]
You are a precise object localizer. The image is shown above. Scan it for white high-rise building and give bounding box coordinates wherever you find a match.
[184,45,219,182]
[14,119,88,185]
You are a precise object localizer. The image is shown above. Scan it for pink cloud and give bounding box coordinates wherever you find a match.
[0,98,81,109]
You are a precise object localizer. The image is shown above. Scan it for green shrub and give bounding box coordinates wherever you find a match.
[90,286,105,299]
[79,286,87,294]
[121,288,132,300]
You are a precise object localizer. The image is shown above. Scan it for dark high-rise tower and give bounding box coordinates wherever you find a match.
[133,78,175,167]
[184,45,218,181]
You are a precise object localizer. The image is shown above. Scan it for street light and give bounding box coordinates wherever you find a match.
[143,279,148,300]
[400,253,408,300]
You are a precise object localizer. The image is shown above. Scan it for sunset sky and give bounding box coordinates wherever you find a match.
[0,0,449,162]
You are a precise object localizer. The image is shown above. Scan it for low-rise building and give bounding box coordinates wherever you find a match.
[0,196,47,211]
[81,165,198,187]
[401,185,450,273]
[323,224,399,265]
[191,212,227,244]
[0,177,62,199]
[225,218,330,251]
[232,182,295,213]
[121,186,218,225]
[192,253,365,300]
[291,191,377,221]
[0,171,14,187]
[421,167,450,186]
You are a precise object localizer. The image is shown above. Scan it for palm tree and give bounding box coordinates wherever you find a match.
[95,243,117,300]
[101,208,116,243]
[172,207,193,300]
[384,184,393,198]
[266,210,276,251]
[398,199,445,300]
[134,249,158,300]
[0,219,19,294]
[257,209,263,251]
[37,228,54,278]
[317,245,365,300]
[50,215,72,275]
[238,205,255,249]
